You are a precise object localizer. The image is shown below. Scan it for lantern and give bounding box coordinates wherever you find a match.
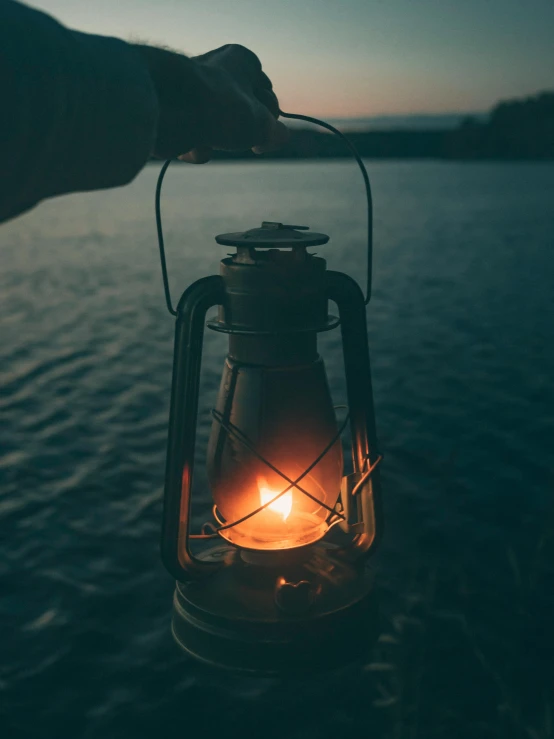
[155,113,383,674]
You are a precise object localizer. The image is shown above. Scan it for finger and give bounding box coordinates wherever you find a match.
[178,147,213,164]
[214,44,262,79]
[232,44,262,72]
[255,87,280,118]
[258,71,273,90]
[252,119,290,154]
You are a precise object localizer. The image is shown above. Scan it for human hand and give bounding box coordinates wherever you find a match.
[136,43,289,162]
[182,44,289,163]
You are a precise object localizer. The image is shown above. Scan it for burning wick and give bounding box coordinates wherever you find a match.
[258,479,292,521]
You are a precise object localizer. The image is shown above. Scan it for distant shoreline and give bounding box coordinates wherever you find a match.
[148,128,554,163]
[153,91,554,162]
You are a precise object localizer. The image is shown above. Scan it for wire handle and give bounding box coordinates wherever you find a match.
[155,158,177,316]
[278,110,373,305]
[155,112,374,316]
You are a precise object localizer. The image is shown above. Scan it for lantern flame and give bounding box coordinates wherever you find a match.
[258,479,292,521]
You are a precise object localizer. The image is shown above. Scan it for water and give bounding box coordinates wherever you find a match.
[1,161,553,739]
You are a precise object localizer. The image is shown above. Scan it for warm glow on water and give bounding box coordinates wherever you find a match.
[258,480,292,521]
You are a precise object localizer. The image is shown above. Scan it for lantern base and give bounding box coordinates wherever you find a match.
[171,544,379,674]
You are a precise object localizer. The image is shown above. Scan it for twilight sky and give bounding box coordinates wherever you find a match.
[29,0,554,117]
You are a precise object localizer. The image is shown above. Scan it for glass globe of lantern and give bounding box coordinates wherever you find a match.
[207,354,343,550]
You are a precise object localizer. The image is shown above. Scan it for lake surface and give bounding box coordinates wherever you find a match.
[1,160,553,739]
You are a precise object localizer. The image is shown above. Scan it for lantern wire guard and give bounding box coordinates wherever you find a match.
[209,405,348,539]
[154,111,381,548]
[208,406,382,541]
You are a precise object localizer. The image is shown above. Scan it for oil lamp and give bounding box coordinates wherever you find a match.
[155,114,383,673]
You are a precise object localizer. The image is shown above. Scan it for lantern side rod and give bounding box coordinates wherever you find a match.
[155,158,177,316]
[351,454,384,497]
[279,110,374,305]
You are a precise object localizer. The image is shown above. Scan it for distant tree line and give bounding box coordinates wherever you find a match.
[212,91,554,161]
[446,91,554,158]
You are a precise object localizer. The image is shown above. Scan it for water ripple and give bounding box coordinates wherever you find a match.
[1,161,553,738]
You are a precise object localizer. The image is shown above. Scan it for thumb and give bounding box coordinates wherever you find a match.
[178,146,213,164]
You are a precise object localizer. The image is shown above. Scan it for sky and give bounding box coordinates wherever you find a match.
[28,0,554,118]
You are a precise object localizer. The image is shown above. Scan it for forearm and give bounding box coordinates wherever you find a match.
[0,1,165,222]
[0,4,287,223]
[133,45,208,159]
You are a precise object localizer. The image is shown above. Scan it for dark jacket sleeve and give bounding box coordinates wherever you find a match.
[0,0,159,222]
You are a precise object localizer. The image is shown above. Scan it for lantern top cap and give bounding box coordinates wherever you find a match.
[215,222,330,249]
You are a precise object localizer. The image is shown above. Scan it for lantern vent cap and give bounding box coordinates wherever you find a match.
[215,222,330,249]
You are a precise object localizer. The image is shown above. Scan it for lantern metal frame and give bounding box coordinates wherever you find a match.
[159,259,383,581]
